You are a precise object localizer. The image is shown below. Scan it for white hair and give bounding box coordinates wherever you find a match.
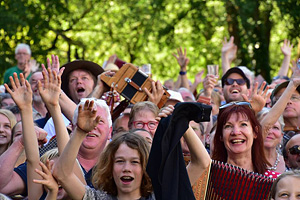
[72,98,112,128]
[177,87,196,102]
[15,43,31,55]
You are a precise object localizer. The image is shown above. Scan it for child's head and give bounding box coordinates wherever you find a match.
[270,170,300,199]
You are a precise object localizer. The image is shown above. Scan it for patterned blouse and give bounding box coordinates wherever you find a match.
[83,186,156,200]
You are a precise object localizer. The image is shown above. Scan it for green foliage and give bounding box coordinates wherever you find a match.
[0,0,299,85]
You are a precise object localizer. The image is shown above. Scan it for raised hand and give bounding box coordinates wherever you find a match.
[202,74,218,97]
[222,36,237,62]
[157,105,174,121]
[76,100,101,133]
[172,47,190,71]
[281,39,293,57]
[242,82,270,114]
[38,68,61,107]
[194,70,204,85]
[4,73,32,110]
[33,160,58,195]
[144,80,164,105]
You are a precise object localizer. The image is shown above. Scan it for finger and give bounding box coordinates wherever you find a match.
[19,73,26,87]
[58,67,65,77]
[88,100,95,111]
[151,81,157,94]
[47,57,51,68]
[172,53,178,59]
[34,168,46,178]
[4,84,13,94]
[266,91,272,100]
[84,100,90,110]
[144,87,151,97]
[42,70,49,89]
[55,55,60,68]
[95,116,101,124]
[52,70,58,83]
[241,94,249,102]
[223,37,227,44]
[48,68,53,84]
[253,82,258,94]
[13,73,21,88]
[33,179,46,185]
[259,81,266,94]
[51,54,55,65]
[25,80,32,93]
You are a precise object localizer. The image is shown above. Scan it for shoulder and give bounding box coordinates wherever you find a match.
[83,186,115,200]
[264,170,280,179]
[142,193,156,200]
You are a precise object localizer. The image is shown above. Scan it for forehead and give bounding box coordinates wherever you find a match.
[287,135,300,148]
[96,106,109,120]
[69,69,93,78]
[226,112,248,122]
[227,73,243,79]
[134,109,156,119]
[0,113,10,122]
[17,48,28,53]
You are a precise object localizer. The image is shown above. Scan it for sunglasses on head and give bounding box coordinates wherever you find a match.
[289,145,300,155]
[219,101,252,111]
[225,78,246,86]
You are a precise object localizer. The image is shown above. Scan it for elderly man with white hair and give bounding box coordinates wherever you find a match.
[4,43,32,84]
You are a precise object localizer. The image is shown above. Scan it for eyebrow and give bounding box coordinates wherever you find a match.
[114,156,140,160]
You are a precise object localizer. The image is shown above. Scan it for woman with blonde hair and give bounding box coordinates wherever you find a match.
[0,109,17,155]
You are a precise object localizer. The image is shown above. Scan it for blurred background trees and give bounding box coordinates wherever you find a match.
[1,0,299,84]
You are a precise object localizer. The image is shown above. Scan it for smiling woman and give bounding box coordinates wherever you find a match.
[0,109,17,156]
[212,103,270,174]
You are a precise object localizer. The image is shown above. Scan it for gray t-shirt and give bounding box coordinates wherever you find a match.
[83,186,155,200]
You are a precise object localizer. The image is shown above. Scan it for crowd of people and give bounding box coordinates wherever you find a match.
[0,38,299,200]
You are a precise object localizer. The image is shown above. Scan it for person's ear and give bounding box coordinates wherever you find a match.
[253,126,258,139]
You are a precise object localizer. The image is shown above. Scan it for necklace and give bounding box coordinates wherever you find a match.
[267,152,280,171]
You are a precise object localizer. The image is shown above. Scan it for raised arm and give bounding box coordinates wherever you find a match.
[172,47,190,89]
[261,68,300,139]
[221,36,237,75]
[190,70,204,94]
[42,55,77,122]
[5,73,43,199]
[277,39,293,76]
[53,100,100,199]
[38,68,86,184]
[184,126,211,185]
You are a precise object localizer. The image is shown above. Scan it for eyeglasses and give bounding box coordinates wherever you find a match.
[219,101,252,111]
[224,78,246,86]
[289,145,300,155]
[273,95,300,104]
[132,121,158,130]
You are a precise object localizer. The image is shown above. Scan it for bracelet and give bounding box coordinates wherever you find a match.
[76,123,89,133]
[179,71,187,75]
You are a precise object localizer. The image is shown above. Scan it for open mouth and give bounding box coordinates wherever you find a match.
[231,139,245,144]
[121,176,134,183]
[86,133,97,138]
[231,89,240,94]
[0,135,6,138]
[77,87,85,94]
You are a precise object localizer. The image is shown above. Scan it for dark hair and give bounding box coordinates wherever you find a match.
[212,105,269,174]
[92,132,152,197]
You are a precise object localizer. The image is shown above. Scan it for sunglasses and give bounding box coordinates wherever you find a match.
[225,78,246,86]
[219,101,252,111]
[289,145,300,155]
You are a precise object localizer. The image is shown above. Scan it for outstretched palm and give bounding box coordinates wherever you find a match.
[77,100,100,133]
[4,73,32,110]
[38,68,61,107]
